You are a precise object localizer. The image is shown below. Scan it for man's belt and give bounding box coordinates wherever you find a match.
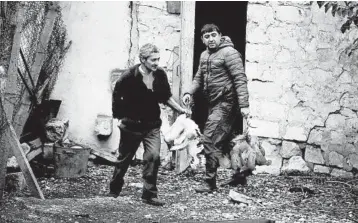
[120,117,162,132]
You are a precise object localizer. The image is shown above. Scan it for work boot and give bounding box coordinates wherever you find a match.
[220,173,246,187]
[107,191,120,198]
[142,197,165,206]
[220,169,252,187]
[195,179,217,193]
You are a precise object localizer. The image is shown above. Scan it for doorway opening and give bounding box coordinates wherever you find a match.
[192,1,248,135]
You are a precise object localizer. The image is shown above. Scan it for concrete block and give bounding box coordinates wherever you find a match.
[308,128,324,145]
[250,101,287,122]
[313,164,330,174]
[284,126,307,141]
[94,114,113,139]
[281,156,310,174]
[247,4,274,25]
[280,141,302,159]
[305,145,325,164]
[254,140,282,175]
[249,119,280,138]
[331,168,354,178]
[275,6,306,23]
[328,151,344,168]
[349,154,358,169]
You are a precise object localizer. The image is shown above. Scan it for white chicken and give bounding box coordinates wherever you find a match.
[163,114,203,169]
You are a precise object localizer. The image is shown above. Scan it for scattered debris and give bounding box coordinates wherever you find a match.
[45,118,69,142]
[0,165,356,222]
[5,172,27,192]
[129,183,143,188]
[289,186,315,194]
[6,156,19,171]
[228,189,255,205]
[91,149,119,165]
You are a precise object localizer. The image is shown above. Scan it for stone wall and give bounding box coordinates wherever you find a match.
[129,1,181,159]
[130,1,181,134]
[246,1,358,177]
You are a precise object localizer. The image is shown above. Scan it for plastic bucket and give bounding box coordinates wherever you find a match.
[54,144,91,178]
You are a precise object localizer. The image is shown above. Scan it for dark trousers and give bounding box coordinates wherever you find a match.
[202,101,236,182]
[110,127,161,199]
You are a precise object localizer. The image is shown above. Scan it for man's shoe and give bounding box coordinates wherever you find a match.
[220,177,247,187]
[220,171,248,187]
[195,182,217,193]
[142,197,165,206]
[108,191,120,198]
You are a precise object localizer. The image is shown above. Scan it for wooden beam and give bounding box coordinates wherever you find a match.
[1,93,44,199]
[3,5,24,122]
[26,148,42,162]
[171,46,180,124]
[171,46,180,103]
[6,122,44,199]
[180,1,196,98]
[0,5,24,200]
[174,1,196,173]
[12,3,59,136]
[0,123,8,200]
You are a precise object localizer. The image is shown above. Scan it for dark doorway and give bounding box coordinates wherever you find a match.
[192,1,248,135]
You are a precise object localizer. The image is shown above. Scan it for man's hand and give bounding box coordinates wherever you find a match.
[182,94,192,106]
[240,107,250,118]
[179,107,192,116]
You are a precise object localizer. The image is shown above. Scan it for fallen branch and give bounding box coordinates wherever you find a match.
[326,180,352,188]
[347,178,358,184]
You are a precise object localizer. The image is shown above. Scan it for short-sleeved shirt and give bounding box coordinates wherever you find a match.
[112,64,172,131]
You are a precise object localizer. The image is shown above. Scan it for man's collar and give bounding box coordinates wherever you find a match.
[133,64,142,78]
[134,64,158,79]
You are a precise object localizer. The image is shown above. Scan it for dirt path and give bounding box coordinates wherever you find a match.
[0,164,357,223]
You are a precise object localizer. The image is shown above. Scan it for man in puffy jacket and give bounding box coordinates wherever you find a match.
[183,24,250,193]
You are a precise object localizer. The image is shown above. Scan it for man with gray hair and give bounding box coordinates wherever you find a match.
[110,43,190,206]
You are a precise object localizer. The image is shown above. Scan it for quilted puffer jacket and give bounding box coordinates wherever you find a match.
[187,36,249,109]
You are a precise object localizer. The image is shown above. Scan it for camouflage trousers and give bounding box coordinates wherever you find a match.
[201,100,236,182]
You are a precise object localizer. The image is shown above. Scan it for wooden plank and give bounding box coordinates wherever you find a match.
[12,3,59,137]
[26,147,42,162]
[3,5,24,123]
[0,67,6,201]
[27,138,42,149]
[171,46,180,103]
[0,5,24,200]
[175,1,196,174]
[5,122,44,199]
[91,149,120,164]
[180,1,196,98]
[0,124,8,200]
[171,46,180,124]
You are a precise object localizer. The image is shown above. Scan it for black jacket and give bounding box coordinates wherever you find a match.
[112,64,172,130]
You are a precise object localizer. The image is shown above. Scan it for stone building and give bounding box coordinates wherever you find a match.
[50,1,358,177]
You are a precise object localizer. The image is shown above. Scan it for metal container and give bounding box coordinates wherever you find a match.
[54,144,90,178]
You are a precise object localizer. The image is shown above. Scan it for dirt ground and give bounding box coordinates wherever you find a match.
[0,163,357,223]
